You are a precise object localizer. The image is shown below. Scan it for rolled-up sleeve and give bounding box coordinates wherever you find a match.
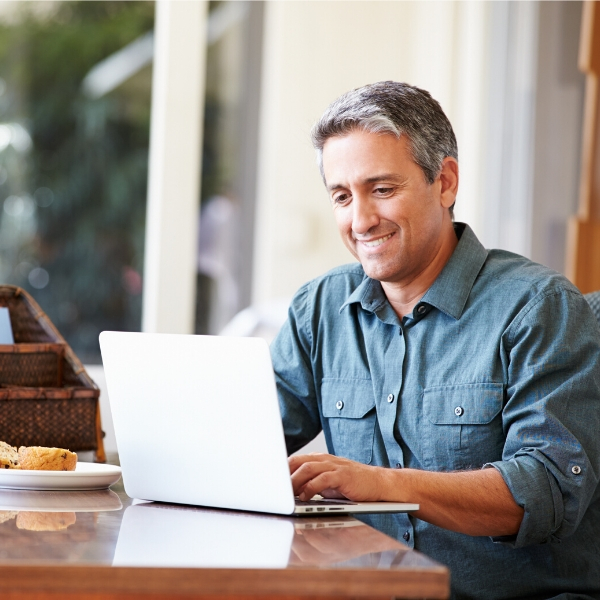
[486,288,600,548]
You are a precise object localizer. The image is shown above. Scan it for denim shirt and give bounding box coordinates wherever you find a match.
[271,223,600,600]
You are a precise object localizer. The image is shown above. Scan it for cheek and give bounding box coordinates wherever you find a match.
[397,196,437,230]
[334,213,360,257]
[333,209,352,236]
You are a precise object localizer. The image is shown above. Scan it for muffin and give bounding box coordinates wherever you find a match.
[17,446,77,471]
[0,441,19,469]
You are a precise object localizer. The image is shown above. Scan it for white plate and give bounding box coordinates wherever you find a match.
[0,462,122,491]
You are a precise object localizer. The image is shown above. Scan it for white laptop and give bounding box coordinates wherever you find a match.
[99,332,419,516]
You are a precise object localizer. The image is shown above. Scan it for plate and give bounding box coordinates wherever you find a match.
[0,462,122,491]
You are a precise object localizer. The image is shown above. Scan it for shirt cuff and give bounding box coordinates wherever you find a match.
[484,454,563,548]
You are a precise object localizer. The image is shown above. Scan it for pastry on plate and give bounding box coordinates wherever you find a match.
[17,446,77,471]
[0,441,19,469]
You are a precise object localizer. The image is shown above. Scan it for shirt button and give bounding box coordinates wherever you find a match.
[454,406,464,417]
[387,393,394,403]
[335,400,343,410]
[417,304,426,314]
[403,531,411,542]
[572,465,582,475]
[395,462,401,469]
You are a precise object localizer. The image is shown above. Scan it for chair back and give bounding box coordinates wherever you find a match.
[584,291,600,326]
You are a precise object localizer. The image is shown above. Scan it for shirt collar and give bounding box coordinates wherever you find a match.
[421,223,488,319]
[340,274,387,314]
[340,223,488,320]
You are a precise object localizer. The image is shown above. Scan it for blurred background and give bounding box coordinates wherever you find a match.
[0,0,586,453]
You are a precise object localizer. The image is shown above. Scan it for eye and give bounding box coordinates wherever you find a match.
[374,186,394,196]
[332,192,351,206]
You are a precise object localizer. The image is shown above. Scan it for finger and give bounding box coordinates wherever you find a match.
[288,454,314,474]
[290,454,350,481]
[291,462,331,491]
[290,460,338,495]
[289,453,333,473]
[319,487,346,499]
[297,471,342,501]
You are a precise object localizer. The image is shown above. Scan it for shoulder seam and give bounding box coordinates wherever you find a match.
[507,287,580,349]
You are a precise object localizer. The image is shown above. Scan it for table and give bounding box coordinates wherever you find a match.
[0,478,449,600]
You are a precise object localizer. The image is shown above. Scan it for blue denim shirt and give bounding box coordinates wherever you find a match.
[271,223,600,600]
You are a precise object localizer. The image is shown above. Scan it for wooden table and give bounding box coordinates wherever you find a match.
[0,479,449,600]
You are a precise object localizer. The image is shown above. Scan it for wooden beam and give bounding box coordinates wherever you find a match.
[566,0,600,291]
[566,219,600,292]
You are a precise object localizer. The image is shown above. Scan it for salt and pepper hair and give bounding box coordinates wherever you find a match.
[311,81,458,186]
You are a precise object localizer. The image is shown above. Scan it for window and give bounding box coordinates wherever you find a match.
[195,0,263,334]
[0,1,154,362]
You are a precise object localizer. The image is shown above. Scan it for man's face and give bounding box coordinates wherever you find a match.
[322,129,457,286]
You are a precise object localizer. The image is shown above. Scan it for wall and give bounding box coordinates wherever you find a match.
[481,1,584,270]
[251,1,585,304]
[531,1,584,273]
[252,1,492,303]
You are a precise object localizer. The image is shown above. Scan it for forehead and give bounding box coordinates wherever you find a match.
[322,130,418,186]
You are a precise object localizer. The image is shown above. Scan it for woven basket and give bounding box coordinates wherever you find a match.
[0,286,105,462]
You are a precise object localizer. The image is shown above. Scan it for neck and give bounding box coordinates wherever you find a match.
[382,223,458,319]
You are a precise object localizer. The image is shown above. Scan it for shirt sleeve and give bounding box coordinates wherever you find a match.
[486,287,600,548]
[270,284,322,455]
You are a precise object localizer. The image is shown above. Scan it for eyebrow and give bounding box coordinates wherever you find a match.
[326,173,406,192]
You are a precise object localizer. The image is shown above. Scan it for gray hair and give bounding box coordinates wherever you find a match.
[311,81,458,186]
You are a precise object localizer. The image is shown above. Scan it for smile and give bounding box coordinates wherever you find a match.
[360,233,394,248]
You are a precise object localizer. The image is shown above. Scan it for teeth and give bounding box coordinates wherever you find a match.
[362,233,393,247]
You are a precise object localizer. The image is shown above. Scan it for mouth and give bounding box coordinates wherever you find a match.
[358,233,394,248]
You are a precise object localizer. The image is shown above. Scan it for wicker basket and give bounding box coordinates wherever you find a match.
[0,286,105,462]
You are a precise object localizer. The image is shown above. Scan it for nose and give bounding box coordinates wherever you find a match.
[352,194,379,236]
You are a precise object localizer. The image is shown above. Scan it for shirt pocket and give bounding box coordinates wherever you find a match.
[321,378,376,465]
[422,383,504,471]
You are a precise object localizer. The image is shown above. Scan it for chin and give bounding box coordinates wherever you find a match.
[361,265,396,282]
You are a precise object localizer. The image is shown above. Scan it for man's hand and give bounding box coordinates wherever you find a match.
[289,452,524,537]
[289,453,386,501]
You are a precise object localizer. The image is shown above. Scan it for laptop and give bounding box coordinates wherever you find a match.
[99,331,419,516]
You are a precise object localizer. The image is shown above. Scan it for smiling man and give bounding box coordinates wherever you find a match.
[270,82,600,599]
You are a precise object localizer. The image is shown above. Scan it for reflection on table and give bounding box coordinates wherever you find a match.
[0,483,449,599]
[114,501,408,569]
[0,489,122,562]
[0,488,122,512]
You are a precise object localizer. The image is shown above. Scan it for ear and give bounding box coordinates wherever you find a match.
[438,157,459,209]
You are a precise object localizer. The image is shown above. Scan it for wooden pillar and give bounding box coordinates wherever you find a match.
[566,0,600,292]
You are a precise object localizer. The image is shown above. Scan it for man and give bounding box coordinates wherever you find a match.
[270,81,600,599]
